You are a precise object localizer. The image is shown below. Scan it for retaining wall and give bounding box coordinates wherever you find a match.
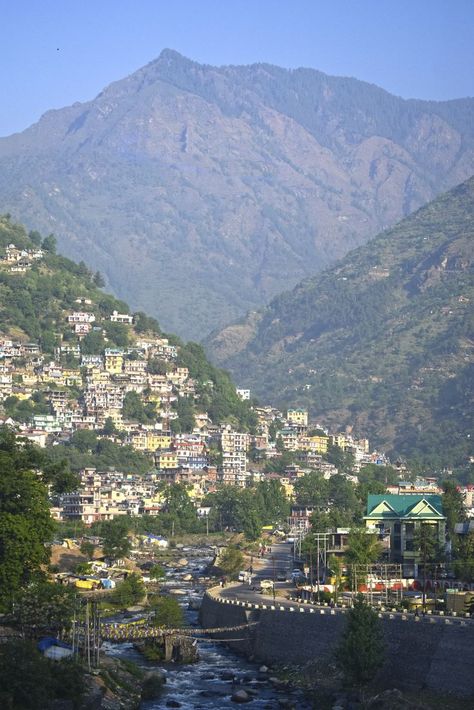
[199,591,474,697]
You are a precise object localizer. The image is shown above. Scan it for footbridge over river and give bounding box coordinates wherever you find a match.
[100,619,258,643]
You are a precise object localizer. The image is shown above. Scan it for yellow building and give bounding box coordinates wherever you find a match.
[287,408,308,426]
[157,451,178,469]
[104,349,124,375]
[307,435,329,454]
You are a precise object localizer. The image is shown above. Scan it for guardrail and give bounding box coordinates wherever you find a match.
[206,586,472,626]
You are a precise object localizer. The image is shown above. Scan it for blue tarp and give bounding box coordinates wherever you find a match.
[37,636,72,652]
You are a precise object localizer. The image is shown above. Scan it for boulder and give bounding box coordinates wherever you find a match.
[221,671,236,681]
[259,665,269,673]
[141,671,166,701]
[231,689,251,703]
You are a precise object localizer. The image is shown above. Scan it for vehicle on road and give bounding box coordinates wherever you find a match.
[238,570,251,583]
[259,579,275,592]
[276,570,287,581]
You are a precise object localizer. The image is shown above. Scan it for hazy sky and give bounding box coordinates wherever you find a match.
[2,0,473,137]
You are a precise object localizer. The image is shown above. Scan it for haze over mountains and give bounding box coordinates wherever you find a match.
[0,49,473,339]
[207,177,474,467]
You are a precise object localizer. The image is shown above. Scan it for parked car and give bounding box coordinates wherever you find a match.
[276,570,287,581]
[238,570,251,583]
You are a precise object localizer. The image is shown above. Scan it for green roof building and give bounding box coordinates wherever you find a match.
[364,494,446,576]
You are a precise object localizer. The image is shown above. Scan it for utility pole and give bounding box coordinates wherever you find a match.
[316,535,320,604]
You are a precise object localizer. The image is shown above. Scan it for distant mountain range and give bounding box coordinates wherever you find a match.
[206,177,474,468]
[0,49,473,339]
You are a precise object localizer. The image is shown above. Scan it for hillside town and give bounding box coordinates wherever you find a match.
[1,240,473,537]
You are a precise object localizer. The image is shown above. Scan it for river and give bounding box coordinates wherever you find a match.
[103,544,312,709]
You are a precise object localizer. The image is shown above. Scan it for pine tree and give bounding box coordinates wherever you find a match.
[336,594,384,686]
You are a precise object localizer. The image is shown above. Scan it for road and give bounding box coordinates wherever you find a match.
[216,542,474,626]
[220,541,297,605]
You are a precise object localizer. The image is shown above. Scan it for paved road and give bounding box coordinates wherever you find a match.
[220,541,297,605]
[216,542,474,626]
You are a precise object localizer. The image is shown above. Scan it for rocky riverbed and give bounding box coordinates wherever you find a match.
[103,544,312,709]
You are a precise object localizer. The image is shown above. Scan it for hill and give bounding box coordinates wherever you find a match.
[0,49,473,339]
[0,214,256,441]
[206,177,474,468]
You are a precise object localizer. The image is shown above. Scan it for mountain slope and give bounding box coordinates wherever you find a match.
[206,177,474,467]
[0,50,473,338]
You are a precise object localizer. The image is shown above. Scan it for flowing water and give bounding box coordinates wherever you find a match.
[104,544,312,709]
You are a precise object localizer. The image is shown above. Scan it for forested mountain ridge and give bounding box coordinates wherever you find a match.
[0,215,256,434]
[0,49,473,338]
[206,177,474,468]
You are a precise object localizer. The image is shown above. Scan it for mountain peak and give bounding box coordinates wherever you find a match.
[0,53,473,341]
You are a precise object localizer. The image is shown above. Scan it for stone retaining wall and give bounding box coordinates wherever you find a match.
[200,591,474,697]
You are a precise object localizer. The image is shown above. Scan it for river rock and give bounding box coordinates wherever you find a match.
[232,689,251,703]
[166,701,181,708]
[176,558,189,567]
[183,573,193,581]
[200,672,215,680]
[259,665,269,673]
[141,670,166,701]
[221,671,236,681]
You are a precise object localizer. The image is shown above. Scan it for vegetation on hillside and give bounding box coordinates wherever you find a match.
[0,215,257,434]
[208,177,474,469]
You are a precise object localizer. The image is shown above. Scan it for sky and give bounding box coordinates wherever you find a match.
[1,0,473,137]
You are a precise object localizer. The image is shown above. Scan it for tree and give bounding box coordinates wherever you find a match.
[123,391,155,423]
[111,573,145,607]
[218,546,244,576]
[81,329,105,355]
[42,234,57,253]
[345,528,382,566]
[13,579,76,636]
[336,595,384,686]
[101,416,117,436]
[0,429,56,610]
[101,517,132,561]
[163,484,199,534]
[442,480,466,535]
[294,471,329,507]
[324,444,355,474]
[104,321,129,348]
[413,524,440,612]
[69,429,98,453]
[453,531,474,583]
[93,270,105,287]
[149,564,166,581]
[149,595,184,628]
[0,639,84,709]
